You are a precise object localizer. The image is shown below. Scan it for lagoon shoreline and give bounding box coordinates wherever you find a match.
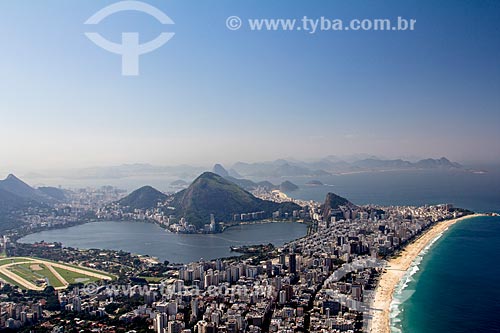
[369,213,485,333]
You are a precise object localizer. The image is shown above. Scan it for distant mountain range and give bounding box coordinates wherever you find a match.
[232,160,332,178]
[229,156,463,178]
[20,156,465,184]
[345,157,461,170]
[211,164,299,192]
[117,172,302,229]
[29,164,207,181]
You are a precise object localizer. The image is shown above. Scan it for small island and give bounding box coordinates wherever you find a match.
[305,180,324,186]
[230,243,275,254]
[279,180,299,192]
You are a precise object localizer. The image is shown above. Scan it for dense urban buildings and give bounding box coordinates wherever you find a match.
[0,181,467,332]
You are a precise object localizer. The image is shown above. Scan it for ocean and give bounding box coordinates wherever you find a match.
[211,169,500,332]
[278,169,500,213]
[391,215,500,333]
[21,169,500,331]
[27,169,500,214]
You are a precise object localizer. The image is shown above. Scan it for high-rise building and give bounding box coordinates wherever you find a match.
[210,214,217,232]
[279,254,286,266]
[196,320,217,333]
[279,290,287,305]
[288,253,297,274]
[154,312,168,333]
[168,320,183,333]
[72,297,82,312]
[168,301,178,316]
[266,260,272,277]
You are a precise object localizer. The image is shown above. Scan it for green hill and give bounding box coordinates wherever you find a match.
[118,186,168,210]
[170,172,301,229]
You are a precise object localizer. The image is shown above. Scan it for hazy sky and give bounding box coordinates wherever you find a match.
[1,0,499,170]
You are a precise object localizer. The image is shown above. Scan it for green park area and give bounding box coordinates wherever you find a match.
[0,257,114,290]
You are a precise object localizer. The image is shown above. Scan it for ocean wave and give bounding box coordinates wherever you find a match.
[389,231,445,332]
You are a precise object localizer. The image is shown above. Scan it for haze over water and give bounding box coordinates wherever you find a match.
[282,170,500,213]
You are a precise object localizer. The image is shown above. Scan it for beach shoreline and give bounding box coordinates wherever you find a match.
[369,213,485,333]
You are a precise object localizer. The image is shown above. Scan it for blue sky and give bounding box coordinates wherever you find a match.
[1,0,499,170]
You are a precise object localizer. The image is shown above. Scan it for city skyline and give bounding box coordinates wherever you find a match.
[0,1,498,332]
[1,0,499,170]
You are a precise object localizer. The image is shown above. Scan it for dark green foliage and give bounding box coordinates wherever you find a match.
[170,172,301,229]
[118,186,168,210]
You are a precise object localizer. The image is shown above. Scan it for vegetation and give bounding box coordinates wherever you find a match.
[118,185,168,210]
[138,276,164,283]
[53,266,99,284]
[0,257,113,290]
[170,172,302,229]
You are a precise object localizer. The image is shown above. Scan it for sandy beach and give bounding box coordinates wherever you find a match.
[369,213,483,333]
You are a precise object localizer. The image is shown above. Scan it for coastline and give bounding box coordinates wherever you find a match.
[369,213,484,333]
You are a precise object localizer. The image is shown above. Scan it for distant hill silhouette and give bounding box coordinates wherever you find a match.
[118,186,168,210]
[230,156,463,177]
[170,179,189,187]
[414,157,461,169]
[212,164,229,178]
[211,164,277,191]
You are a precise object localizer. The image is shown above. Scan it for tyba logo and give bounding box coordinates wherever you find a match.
[84,1,175,76]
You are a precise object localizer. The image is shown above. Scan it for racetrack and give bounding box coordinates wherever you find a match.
[0,257,113,290]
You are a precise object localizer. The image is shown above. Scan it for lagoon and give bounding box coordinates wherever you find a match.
[19,221,308,263]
